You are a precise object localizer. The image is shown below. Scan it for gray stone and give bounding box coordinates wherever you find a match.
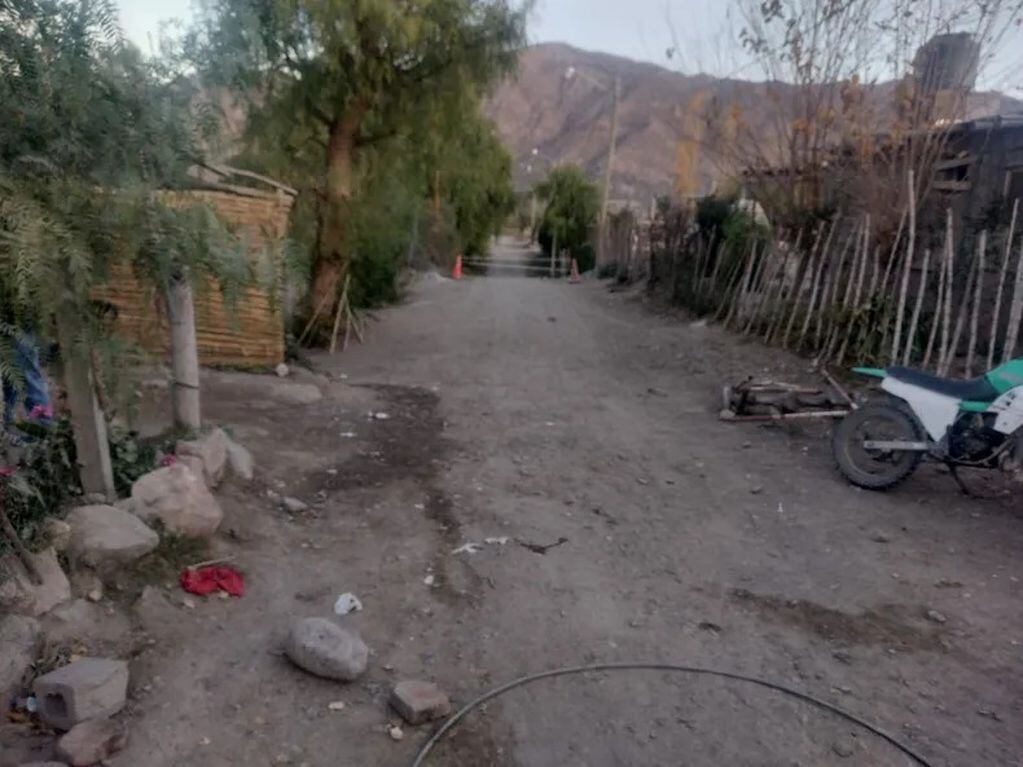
[0,614,41,700]
[42,518,73,552]
[176,428,230,488]
[389,680,451,725]
[832,740,855,758]
[67,505,158,569]
[269,381,322,405]
[275,363,290,378]
[68,567,103,601]
[55,718,127,765]
[42,599,132,650]
[926,609,948,624]
[0,548,71,617]
[34,658,128,731]
[284,618,368,681]
[130,464,223,537]
[282,497,308,514]
[226,438,255,482]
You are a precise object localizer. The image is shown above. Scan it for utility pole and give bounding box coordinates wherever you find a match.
[598,74,621,270]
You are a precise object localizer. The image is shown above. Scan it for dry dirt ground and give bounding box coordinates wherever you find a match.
[56,241,1023,766]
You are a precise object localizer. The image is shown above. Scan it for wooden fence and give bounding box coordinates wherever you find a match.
[92,183,295,369]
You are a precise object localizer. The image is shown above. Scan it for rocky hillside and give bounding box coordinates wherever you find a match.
[487,43,1023,207]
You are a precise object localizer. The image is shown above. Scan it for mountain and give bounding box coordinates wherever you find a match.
[487,43,1023,208]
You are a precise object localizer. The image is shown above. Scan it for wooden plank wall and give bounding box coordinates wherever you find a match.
[92,189,294,369]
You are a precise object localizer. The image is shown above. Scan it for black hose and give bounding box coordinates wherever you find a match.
[409,663,934,767]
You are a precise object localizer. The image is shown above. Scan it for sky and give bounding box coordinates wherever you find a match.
[118,0,1023,94]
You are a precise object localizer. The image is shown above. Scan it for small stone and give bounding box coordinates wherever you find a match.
[388,725,404,741]
[327,701,346,711]
[275,363,290,378]
[282,497,309,514]
[750,485,764,495]
[34,658,129,730]
[42,599,131,649]
[182,597,196,610]
[56,718,127,766]
[977,708,1001,721]
[870,531,891,543]
[832,649,852,664]
[832,740,855,758]
[200,736,212,746]
[926,609,948,624]
[285,618,369,681]
[86,588,102,603]
[390,680,452,725]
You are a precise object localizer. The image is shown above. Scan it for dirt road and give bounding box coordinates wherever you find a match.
[110,239,1021,767]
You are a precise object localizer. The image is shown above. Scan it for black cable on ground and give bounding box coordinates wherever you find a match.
[409,663,934,767]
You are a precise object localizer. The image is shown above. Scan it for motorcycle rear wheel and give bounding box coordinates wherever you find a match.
[833,403,926,490]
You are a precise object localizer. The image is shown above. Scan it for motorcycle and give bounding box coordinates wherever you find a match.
[832,360,1023,491]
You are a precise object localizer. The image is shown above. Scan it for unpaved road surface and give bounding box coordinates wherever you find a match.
[109,241,1021,767]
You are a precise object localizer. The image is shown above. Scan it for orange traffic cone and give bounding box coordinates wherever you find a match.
[452,254,463,280]
[568,258,581,284]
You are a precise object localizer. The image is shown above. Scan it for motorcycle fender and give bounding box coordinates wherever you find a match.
[880,377,959,441]
[987,388,1023,435]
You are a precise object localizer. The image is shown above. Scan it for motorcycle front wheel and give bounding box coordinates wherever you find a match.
[832,403,926,490]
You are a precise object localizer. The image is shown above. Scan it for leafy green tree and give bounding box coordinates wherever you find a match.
[0,0,246,491]
[189,0,530,321]
[536,165,600,268]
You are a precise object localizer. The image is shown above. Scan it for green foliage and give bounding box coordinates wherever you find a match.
[535,165,600,261]
[1,418,80,551]
[107,424,161,499]
[188,0,530,312]
[0,0,233,413]
[695,194,735,242]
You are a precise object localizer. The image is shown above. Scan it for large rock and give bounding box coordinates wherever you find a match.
[0,548,71,617]
[67,505,158,569]
[284,618,369,682]
[176,429,230,488]
[55,718,127,766]
[225,437,255,482]
[0,614,40,700]
[42,599,132,651]
[130,464,223,537]
[34,658,128,731]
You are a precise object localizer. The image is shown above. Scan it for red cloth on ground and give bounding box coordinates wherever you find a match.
[180,566,245,597]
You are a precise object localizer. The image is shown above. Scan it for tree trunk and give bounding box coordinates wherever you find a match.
[309,100,370,326]
[167,278,201,433]
[55,313,115,499]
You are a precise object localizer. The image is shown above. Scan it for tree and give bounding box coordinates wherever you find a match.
[535,166,600,268]
[0,0,244,491]
[189,0,530,323]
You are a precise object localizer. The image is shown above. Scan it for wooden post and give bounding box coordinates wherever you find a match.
[782,222,825,349]
[56,314,115,499]
[939,210,955,372]
[965,231,987,377]
[167,278,201,433]
[922,243,947,370]
[795,222,833,350]
[891,171,916,365]
[903,248,931,366]
[941,254,978,376]
[1003,236,1023,363]
[989,199,1018,369]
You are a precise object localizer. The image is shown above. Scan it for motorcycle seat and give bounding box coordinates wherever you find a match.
[887,366,999,401]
